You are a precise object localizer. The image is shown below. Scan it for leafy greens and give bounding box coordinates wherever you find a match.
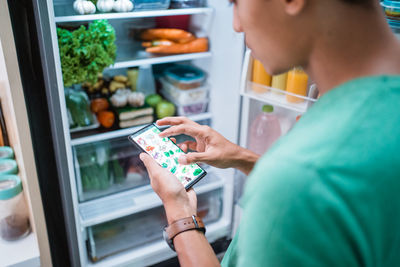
[57,20,116,87]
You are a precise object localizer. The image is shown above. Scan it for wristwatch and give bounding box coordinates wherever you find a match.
[163,215,206,251]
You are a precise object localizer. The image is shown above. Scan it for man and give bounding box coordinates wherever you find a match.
[140,0,400,266]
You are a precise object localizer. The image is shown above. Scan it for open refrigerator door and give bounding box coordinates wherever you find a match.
[232,50,318,235]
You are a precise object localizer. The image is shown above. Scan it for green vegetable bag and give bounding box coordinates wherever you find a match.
[65,89,93,127]
[77,142,111,192]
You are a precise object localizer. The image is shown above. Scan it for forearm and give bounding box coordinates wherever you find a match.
[174,230,220,267]
[230,146,260,175]
[164,204,220,267]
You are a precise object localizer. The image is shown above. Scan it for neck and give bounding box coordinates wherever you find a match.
[305,3,400,95]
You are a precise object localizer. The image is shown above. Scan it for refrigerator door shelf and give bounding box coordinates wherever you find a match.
[70,112,213,146]
[79,170,224,227]
[86,188,223,263]
[243,81,317,113]
[240,50,318,114]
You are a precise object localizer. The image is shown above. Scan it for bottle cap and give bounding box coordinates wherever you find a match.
[0,175,22,200]
[262,105,274,113]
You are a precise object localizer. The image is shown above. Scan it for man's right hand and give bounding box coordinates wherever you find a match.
[157,117,259,175]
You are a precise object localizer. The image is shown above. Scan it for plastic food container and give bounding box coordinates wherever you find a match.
[134,0,171,10]
[381,0,400,20]
[160,77,209,105]
[0,175,30,241]
[164,65,206,90]
[170,0,204,8]
[175,99,209,116]
[74,138,149,202]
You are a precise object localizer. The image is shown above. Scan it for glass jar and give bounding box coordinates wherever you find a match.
[0,175,30,241]
[286,68,309,103]
[381,0,400,20]
[252,59,271,93]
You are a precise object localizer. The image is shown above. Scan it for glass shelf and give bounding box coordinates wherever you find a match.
[70,112,212,146]
[54,5,213,23]
[78,171,224,227]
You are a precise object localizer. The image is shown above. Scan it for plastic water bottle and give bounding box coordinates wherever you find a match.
[137,64,156,96]
[248,105,282,155]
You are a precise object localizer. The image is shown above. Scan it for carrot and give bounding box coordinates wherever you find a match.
[97,111,115,128]
[140,29,195,43]
[146,38,208,54]
[142,39,175,48]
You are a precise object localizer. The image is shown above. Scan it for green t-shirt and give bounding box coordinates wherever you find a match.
[222,76,400,267]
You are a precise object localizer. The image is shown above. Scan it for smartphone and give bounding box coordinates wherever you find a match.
[128,123,207,189]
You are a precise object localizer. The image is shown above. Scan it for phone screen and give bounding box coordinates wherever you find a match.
[128,124,206,189]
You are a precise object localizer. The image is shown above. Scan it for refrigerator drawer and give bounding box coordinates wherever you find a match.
[86,188,223,262]
[73,137,150,202]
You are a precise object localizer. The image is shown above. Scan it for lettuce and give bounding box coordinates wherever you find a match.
[57,20,116,87]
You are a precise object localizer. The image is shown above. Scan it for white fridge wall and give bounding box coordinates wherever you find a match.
[195,0,244,144]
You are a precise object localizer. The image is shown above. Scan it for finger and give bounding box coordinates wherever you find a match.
[156,116,192,126]
[182,141,197,151]
[179,152,210,165]
[170,137,176,144]
[178,143,188,153]
[159,124,206,138]
[139,153,163,179]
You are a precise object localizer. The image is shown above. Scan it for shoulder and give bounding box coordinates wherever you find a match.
[238,159,359,266]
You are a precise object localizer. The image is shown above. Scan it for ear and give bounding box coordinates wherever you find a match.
[281,0,307,15]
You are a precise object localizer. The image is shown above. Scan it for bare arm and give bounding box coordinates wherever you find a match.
[157,117,260,175]
[174,230,220,267]
[140,154,220,267]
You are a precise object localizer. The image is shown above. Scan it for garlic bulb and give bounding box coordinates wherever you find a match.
[113,0,134,12]
[116,89,131,96]
[128,92,145,107]
[97,0,114,13]
[111,91,128,107]
[73,0,96,15]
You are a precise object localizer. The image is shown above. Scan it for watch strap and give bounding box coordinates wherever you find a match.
[165,215,205,241]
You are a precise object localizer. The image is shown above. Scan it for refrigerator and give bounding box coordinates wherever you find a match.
[6,0,245,266]
[6,0,397,266]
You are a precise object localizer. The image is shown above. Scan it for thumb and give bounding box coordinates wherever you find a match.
[179,152,209,165]
[139,153,162,177]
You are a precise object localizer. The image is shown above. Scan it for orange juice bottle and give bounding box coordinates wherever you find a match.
[252,59,271,93]
[286,68,308,103]
[271,72,288,94]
